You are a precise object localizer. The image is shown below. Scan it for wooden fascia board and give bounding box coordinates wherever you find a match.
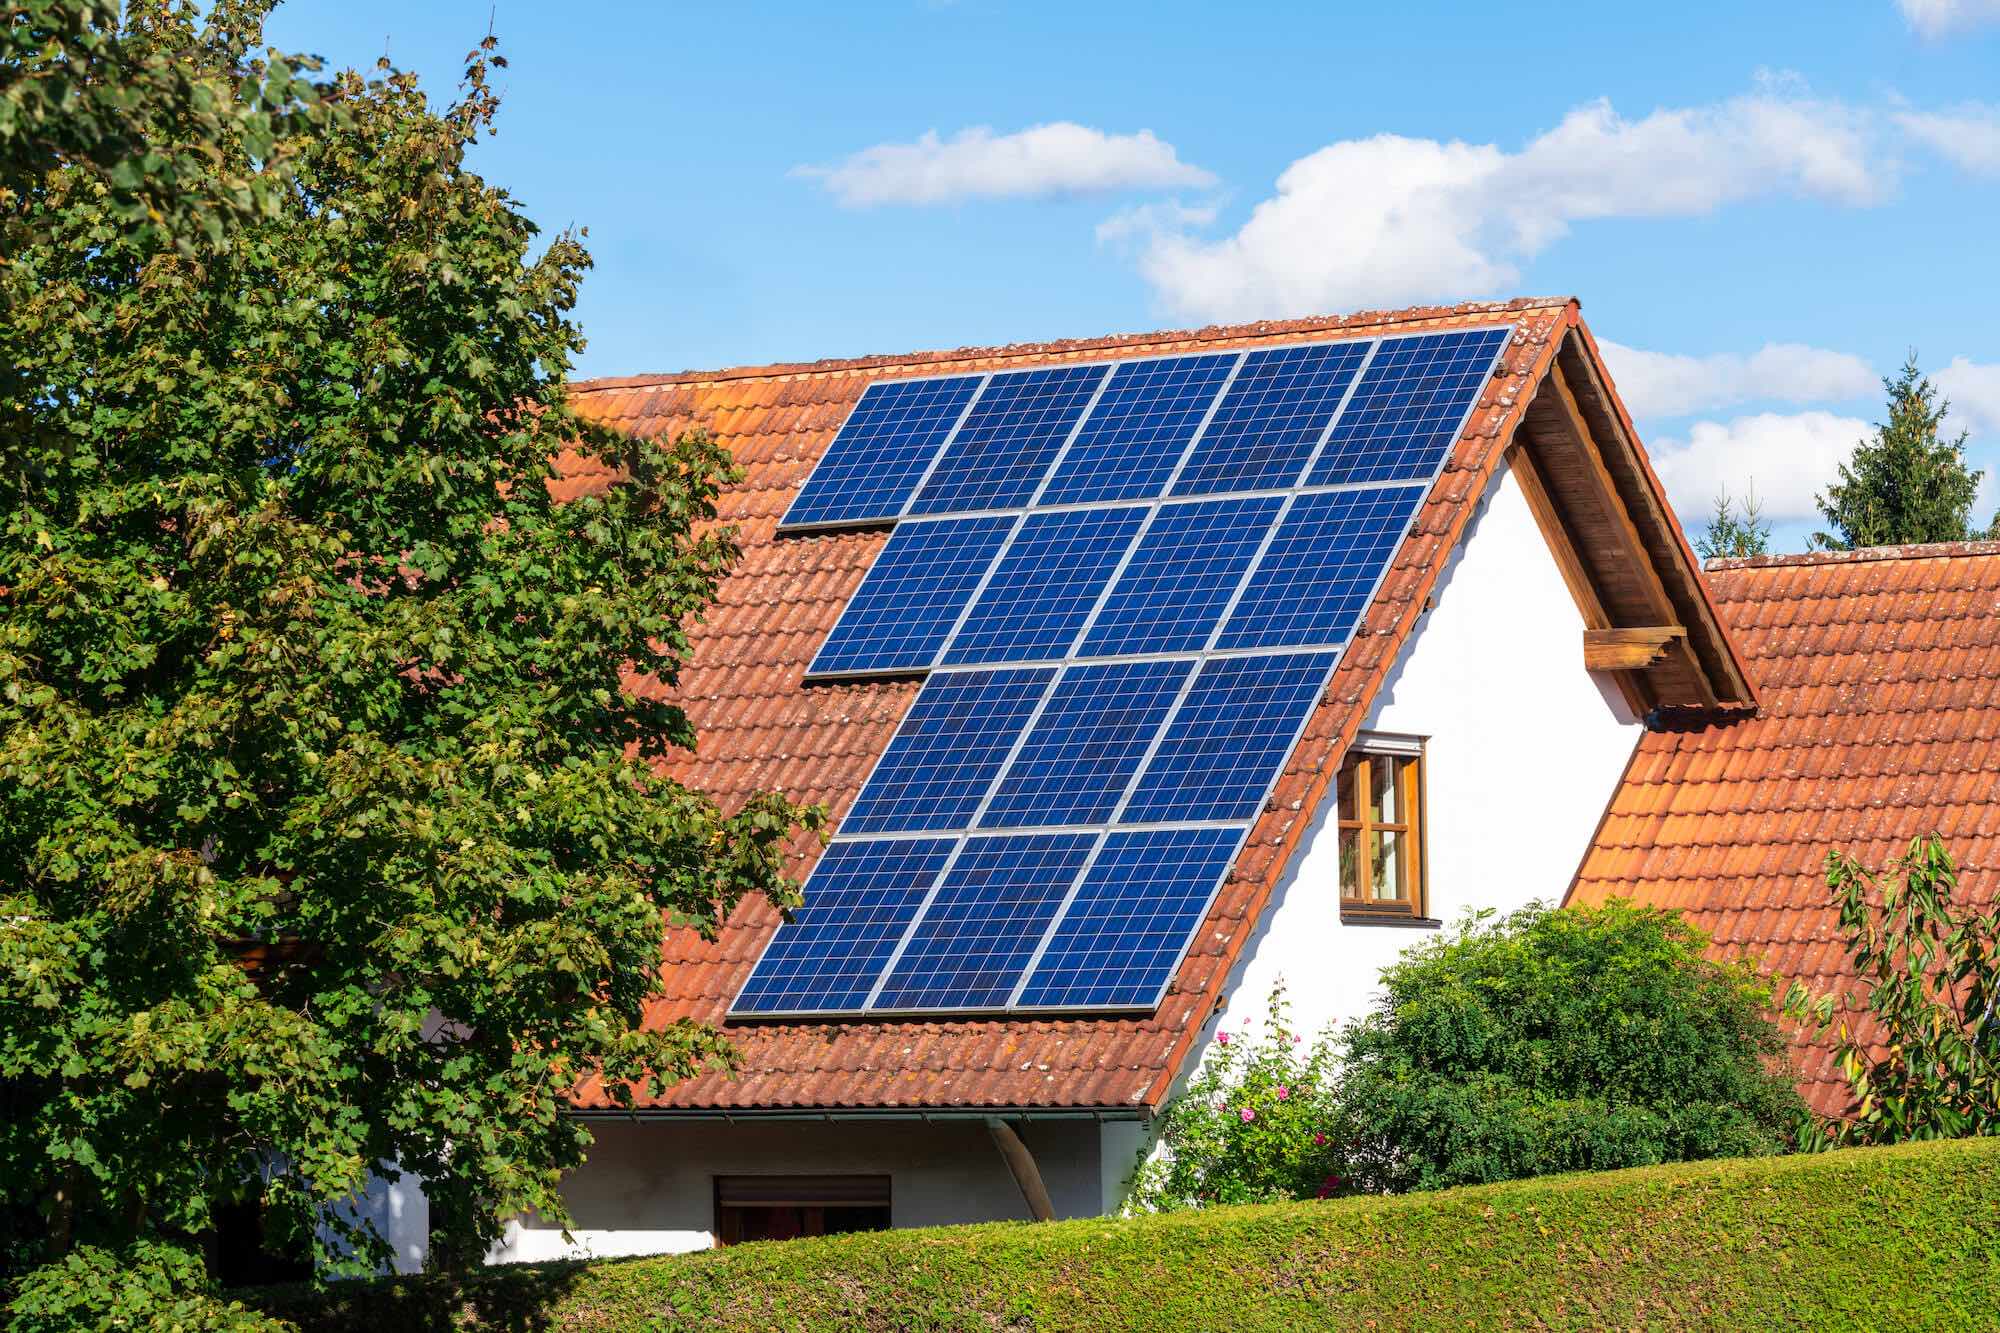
[1539,358,1723,709]
[1562,321,1759,709]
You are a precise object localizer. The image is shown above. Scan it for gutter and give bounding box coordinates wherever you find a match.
[565,1105,1148,1125]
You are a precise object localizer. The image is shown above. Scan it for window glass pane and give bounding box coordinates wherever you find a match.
[1339,826,1361,898]
[1368,754,1401,824]
[1369,829,1406,902]
[1336,756,1359,823]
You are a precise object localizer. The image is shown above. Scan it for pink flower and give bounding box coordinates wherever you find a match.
[1239,1107,1256,1123]
[1216,1032,1231,1046]
[1315,1173,1344,1200]
[1275,1085,1291,1101]
[1313,1132,1328,1146]
[1290,1034,1302,1045]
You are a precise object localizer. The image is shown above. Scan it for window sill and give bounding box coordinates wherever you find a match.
[1339,909,1442,929]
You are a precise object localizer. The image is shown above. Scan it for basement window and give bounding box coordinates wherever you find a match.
[713,1175,891,1246]
[1337,736,1430,922]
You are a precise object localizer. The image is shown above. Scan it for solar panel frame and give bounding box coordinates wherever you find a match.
[780,374,987,531]
[1037,351,1241,506]
[1011,825,1249,1011]
[938,504,1148,667]
[806,514,1017,678]
[869,831,1098,1012]
[1305,326,1511,487]
[906,363,1111,517]
[839,666,1055,835]
[730,837,957,1015]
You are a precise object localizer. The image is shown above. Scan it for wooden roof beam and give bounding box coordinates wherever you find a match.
[1584,625,1687,671]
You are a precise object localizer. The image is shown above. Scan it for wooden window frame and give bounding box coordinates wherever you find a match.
[712,1174,892,1247]
[1337,735,1432,925]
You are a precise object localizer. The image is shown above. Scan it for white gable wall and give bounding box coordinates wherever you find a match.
[1143,456,1643,1177]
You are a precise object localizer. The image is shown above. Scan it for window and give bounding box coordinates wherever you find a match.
[713,1175,891,1246]
[1337,737,1427,920]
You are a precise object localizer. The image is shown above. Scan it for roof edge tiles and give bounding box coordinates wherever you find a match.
[561,296,1733,1113]
[1706,541,2000,572]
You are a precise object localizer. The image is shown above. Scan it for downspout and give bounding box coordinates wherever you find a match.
[983,1116,1055,1222]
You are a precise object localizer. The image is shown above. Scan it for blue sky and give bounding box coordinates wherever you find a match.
[264,0,2000,548]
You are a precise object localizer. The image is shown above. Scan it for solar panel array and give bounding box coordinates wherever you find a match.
[737,325,1512,1017]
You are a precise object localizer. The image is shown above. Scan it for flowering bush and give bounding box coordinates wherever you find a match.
[1128,987,1345,1211]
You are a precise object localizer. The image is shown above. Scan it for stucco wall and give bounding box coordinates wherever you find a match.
[491,1117,1113,1263]
[1189,456,1643,1070]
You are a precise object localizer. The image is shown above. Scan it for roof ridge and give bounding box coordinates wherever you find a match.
[568,297,1575,392]
[1707,541,2000,573]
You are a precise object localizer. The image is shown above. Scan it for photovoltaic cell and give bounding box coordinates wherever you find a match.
[1122,651,1337,824]
[1170,340,1371,497]
[732,837,955,1014]
[1039,353,1237,505]
[909,364,1108,515]
[1016,826,1245,1009]
[873,832,1097,1010]
[941,506,1145,666]
[808,515,1015,676]
[782,375,982,528]
[841,667,1053,835]
[1307,327,1509,486]
[1214,484,1427,651]
[1078,496,1285,657]
[979,660,1194,830]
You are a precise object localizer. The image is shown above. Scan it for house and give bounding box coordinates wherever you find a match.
[1569,541,2000,1116]
[364,294,1755,1265]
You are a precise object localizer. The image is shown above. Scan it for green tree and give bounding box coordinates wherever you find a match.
[1695,483,1773,561]
[1783,837,2000,1149]
[1813,355,1996,549]
[0,0,812,1316]
[1328,903,1803,1194]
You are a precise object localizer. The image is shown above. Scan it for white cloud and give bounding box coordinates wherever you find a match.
[1116,82,1888,322]
[1896,104,2000,175]
[1095,199,1221,245]
[1895,0,2000,37]
[1597,340,1876,419]
[1649,411,1869,522]
[796,123,1216,207]
[1935,356,2000,435]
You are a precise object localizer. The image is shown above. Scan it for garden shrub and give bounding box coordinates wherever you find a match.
[1331,901,1804,1192]
[1129,988,1342,1211]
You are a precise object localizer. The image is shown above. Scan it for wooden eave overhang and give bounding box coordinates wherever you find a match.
[1509,319,1759,716]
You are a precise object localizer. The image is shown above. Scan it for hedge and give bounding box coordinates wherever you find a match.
[252,1136,2000,1332]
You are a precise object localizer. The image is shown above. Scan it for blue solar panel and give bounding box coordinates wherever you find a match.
[979,660,1193,830]
[1078,496,1284,657]
[1016,826,1245,1009]
[1122,652,1337,824]
[732,837,956,1014]
[1307,327,1508,486]
[908,364,1108,515]
[941,506,1145,666]
[1039,354,1237,505]
[872,832,1096,1010]
[783,376,982,528]
[1215,484,1426,651]
[1170,340,1371,497]
[808,516,1014,677]
[841,667,1053,834]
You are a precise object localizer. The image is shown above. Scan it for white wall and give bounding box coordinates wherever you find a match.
[1186,458,1642,1077]
[491,1117,1111,1263]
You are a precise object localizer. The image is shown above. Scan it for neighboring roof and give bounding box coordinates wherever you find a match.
[1570,542,2000,1115]
[558,296,1744,1114]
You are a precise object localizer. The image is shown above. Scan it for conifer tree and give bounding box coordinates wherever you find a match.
[1814,356,1996,550]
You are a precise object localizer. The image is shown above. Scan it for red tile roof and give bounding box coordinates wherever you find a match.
[560,298,1600,1113]
[1570,542,2000,1115]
